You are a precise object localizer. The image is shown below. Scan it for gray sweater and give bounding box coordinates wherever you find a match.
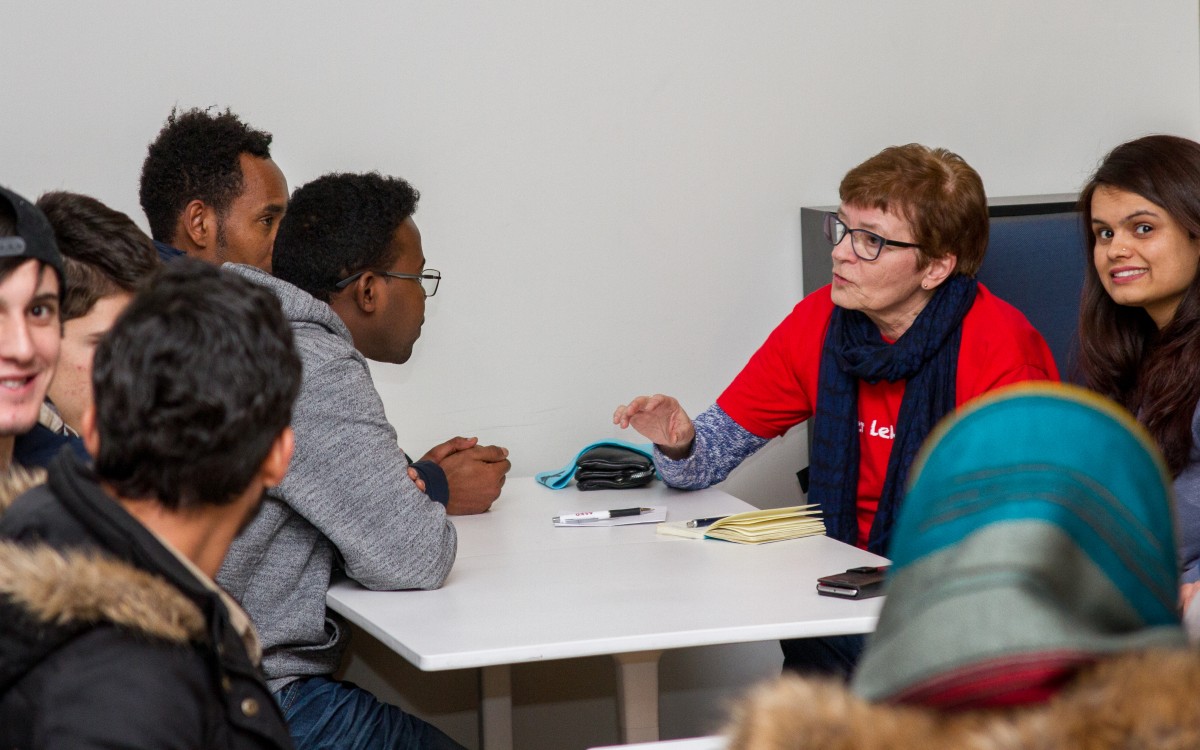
[216,264,457,691]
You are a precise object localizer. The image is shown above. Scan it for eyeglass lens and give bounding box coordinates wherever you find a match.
[822,213,845,246]
[420,270,441,297]
[822,214,884,260]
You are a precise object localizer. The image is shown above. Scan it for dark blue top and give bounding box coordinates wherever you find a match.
[13,425,90,469]
[409,459,450,506]
[153,240,185,263]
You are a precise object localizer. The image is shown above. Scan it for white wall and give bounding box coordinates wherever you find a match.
[3,1,1198,747]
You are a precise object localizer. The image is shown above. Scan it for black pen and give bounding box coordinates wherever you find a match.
[686,515,728,528]
[553,508,653,523]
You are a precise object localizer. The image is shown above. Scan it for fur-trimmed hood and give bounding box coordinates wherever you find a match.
[0,464,46,513]
[0,455,293,750]
[0,541,206,642]
[726,648,1200,749]
[0,466,205,693]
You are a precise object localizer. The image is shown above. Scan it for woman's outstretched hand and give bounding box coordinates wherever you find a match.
[613,394,695,460]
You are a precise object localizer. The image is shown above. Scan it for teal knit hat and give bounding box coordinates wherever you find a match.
[852,383,1186,709]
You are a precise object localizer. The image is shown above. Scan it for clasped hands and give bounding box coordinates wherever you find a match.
[405,395,690,515]
[408,436,510,515]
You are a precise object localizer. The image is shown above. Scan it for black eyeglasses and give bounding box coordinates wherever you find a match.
[823,212,919,261]
[334,268,441,297]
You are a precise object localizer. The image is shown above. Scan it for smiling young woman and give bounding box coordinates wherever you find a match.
[1090,185,1200,329]
[1079,134,1200,585]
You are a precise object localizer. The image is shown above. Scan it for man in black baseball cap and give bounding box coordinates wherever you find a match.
[0,186,64,469]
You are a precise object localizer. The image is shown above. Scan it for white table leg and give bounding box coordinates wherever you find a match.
[479,664,513,750]
[613,650,664,744]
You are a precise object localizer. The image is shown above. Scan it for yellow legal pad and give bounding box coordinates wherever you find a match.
[656,505,824,545]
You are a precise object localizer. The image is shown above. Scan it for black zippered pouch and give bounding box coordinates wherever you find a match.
[575,445,656,491]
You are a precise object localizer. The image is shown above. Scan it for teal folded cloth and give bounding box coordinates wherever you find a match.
[535,440,656,489]
[852,382,1186,710]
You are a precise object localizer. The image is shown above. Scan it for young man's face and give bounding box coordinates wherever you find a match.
[212,152,288,271]
[48,292,131,433]
[0,260,60,436]
[373,218,427,364]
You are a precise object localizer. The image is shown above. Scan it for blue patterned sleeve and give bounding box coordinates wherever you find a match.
[653,404,769,489]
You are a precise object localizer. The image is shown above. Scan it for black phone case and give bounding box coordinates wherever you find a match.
[816,566,888,599]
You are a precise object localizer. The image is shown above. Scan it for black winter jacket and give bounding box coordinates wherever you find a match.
[0,453,294,749]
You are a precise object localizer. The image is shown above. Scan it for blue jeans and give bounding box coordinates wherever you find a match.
[780,634,865,681]
[274,676,464,750]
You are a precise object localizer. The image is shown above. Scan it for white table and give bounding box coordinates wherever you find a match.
[327,478,887,749]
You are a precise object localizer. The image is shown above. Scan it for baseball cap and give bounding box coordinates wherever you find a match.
[0,185,64,289]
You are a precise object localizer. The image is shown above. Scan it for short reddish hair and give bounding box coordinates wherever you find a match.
[839,144,988,277]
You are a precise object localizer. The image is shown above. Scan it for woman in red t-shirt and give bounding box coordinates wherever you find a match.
[614,143,1057,677]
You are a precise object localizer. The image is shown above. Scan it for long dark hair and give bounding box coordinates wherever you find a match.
[1079,134,1200,475]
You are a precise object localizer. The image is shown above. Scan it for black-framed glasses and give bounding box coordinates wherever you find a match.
[334,268,441,297]
[822,212,919,261]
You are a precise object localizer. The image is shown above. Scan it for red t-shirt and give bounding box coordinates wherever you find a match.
[716,283,1059,547]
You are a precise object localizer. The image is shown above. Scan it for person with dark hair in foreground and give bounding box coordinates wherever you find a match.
[0,185,64,471]
[13,191,160,467]
[726,384,1192,749]
[218,172,509,750]
[139,106,287,268]
[0,260,301,748]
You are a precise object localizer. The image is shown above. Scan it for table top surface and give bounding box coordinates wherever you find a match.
[327,478,888,671]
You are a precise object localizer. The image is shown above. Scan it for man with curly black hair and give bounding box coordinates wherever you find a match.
[218,172,509,750]
[139,107,288,269]
[0,260,301,748]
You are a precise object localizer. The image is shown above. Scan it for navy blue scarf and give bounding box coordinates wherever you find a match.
[809,275,978,555]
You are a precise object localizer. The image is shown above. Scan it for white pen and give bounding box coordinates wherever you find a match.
[553,507,653,524]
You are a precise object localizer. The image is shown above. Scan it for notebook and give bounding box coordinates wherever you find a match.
[656,505,824,545]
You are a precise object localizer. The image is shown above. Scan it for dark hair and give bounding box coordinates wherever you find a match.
[139,107,273,243]
[840,144,989,277]
[91,260,301,508]
[1078,134,1200,475]
[36,192,160,321]
[272,172,420,302]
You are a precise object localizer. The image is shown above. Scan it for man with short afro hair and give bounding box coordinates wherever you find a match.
[0,259,301,748]
[139,106,288,270]
[219,171,510,750]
